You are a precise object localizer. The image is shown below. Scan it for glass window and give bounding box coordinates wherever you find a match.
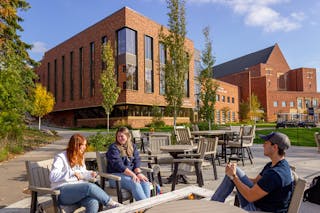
[289,101,294,107]
[62,55,65,102]
[194,59,201,78]
[216,110,220,123]
[297,99,302,108]
[160,66,165,95]
[47,62,50,91]
[145,36,152,60]
[125,64,137,90]
[145,68,153,93]
[90,42,95,97]
[232,97,234,103]
[313,99,318,107]
[227,96,230,103]
[70,51,74,101]
[216,94,220,101]
[305,99,311,108]
[118,28,136,55]
[273,101,278,107]
[222,96,225,102]
[282,101,286,107]
[232,112,235,122]
[159,43,166,64]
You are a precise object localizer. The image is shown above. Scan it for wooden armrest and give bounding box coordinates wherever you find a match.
[29,186,60,195]
[141,159,153,163]
[242,135,253,139]
[98,172,121,181]
[141,167,153,173]
[173,158,203,163]
[177,153,200,158]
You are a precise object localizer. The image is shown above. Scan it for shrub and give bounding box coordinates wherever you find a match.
[112,120,132,130]
[87,132,115,151]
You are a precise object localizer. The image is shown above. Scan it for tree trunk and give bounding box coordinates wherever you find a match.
[208,120,211,130]
[38,117,41,130]
[173,107,177,128]
[107,112,110,132]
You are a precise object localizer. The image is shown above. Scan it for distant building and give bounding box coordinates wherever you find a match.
[214,43,320,122]
[36,7,197,128]
[193,50,239,124]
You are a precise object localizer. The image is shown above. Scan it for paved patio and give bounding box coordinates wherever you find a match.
[1,129,320,212]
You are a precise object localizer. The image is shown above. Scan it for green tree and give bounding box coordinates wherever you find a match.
[248,93,264,122]
[30,83,55,130]
[199,26,218,130]
[160,0,190,127]
[100,41,120,132]
[239,101,250,122]
[0,0,37,141]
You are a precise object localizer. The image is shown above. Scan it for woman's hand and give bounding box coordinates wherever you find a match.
[132,174,140,183]
[137,173,148,182]
[74,172,83,180]
[91,171,97,178]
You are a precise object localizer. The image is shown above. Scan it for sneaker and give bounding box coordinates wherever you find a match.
[107,200,123,209]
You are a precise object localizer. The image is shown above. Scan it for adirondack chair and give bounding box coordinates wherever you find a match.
[96,151,154,203]
[25,159,84,213]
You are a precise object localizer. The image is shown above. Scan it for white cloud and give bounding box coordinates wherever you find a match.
[31,41,47,53]
[187,0,304,32]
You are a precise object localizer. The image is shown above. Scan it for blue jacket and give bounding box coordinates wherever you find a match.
[106,142,141,173]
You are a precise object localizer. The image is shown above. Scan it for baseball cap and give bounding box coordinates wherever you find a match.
[259,132,291,150]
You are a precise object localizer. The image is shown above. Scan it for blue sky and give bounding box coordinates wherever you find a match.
[19,0,320,90]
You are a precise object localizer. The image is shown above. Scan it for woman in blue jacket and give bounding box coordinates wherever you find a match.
[106,127,150,201]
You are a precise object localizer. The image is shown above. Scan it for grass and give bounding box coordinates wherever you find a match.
[0,128,61,162]
[254,127,319,147]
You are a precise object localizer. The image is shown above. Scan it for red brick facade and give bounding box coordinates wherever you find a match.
[36,7,196,128]
[217,44,320,122]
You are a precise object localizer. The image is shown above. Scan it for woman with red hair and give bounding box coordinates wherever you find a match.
[50,134,121,212]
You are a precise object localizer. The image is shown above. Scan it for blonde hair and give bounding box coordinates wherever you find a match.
[66,134,86,167]
[115,127,134,157]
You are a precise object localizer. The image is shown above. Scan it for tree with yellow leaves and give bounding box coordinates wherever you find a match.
[31,83,55,130]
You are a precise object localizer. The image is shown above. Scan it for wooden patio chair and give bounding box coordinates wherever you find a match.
[171,141,208,191]
[174,127,194,145]
[227,125,255,166]
[131,130,145,153]
[140,135,173,186]
[25,159,84,213]
[234,168,306,213]
[178,137,219,180]
[96,151,154,203]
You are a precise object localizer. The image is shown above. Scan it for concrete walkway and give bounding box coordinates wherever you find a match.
[0,128,98,209]
[1,128,320,212]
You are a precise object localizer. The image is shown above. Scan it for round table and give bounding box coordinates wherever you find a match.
[146,200,247,213]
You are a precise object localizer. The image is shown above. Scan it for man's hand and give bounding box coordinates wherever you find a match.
[225,163,237,178]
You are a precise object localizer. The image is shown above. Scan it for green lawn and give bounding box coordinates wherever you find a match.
[254,127,319,147]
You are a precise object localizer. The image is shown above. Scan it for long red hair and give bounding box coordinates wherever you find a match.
[66,134,86,167]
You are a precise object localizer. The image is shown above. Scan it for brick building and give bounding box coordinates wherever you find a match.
[193,50,239,124]
[36,7,198,128]
[214,43,320,122]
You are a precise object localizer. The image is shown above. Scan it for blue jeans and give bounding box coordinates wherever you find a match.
[58,182,110,213]
[211,167,258,211]
[110,173,150,201]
